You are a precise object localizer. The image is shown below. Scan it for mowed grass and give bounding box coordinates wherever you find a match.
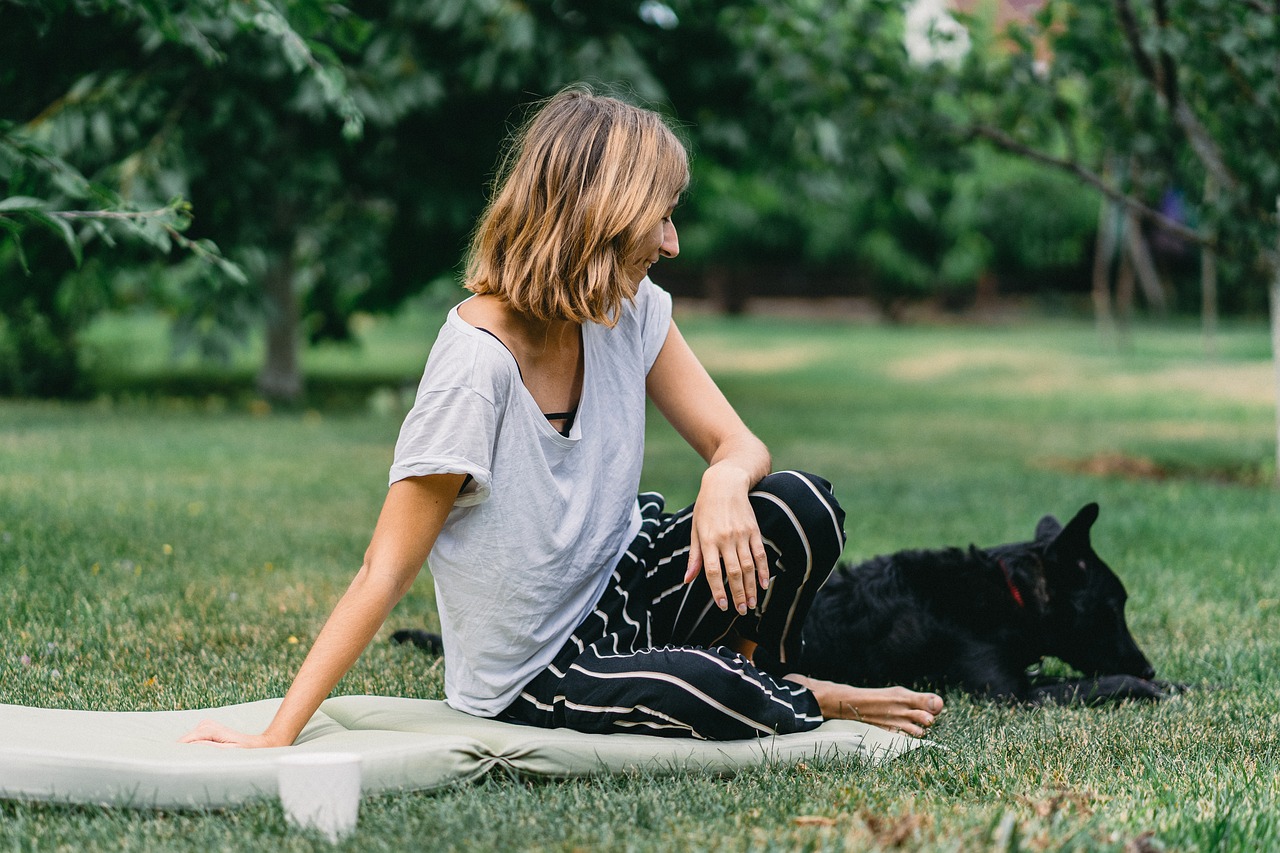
[2,308,1278,851]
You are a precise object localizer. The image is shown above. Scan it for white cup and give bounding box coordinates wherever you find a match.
[277,752,362,842]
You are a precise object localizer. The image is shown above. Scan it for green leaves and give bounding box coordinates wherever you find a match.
[239,0,366,140]
[967,0,1279,285]
[0,195,81,268]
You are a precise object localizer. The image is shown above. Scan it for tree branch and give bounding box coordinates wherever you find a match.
[45,207,180,221]
[1151,0,1180,105]
[968,124,1206,246]
[1113,0,1160,88]
[1114,0,1238,193]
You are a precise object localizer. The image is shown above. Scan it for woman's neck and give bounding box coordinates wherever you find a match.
[458,296,584,420]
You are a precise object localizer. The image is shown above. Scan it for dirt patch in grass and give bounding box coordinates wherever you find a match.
[1043,452,1271,486]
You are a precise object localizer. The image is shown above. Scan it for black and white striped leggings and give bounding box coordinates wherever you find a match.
[498,470,846,740]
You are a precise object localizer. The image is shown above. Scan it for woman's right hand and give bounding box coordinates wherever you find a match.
[178,719,287,749]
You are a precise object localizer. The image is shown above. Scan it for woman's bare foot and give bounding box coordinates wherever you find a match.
[784,674,943,738]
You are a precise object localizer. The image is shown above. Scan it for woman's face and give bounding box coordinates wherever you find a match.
[638,201,680,278]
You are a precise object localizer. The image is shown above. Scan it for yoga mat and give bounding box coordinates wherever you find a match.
[0,696,926,809]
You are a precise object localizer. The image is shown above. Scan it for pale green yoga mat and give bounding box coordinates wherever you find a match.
[0,695,926,809]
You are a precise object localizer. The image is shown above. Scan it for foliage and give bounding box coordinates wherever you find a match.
[0,0,359,395]
[4,0,1278,400]
[953,151,1100,294]
[0,0,691,398]
[675,0,987,311]
[959,0,1280,305]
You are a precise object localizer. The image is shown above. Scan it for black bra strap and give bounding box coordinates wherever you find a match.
[476,327,522,380]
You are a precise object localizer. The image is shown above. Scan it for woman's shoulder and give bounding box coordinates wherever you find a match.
[421,303,519,395]
[608,276,672,345]
[455,294,505,330]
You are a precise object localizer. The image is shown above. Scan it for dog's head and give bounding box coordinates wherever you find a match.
[1026,503,1156,680]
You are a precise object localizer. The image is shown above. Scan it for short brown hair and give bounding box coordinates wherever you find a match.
[463,86,689,326]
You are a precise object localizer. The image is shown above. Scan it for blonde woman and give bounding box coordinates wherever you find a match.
[182,87,942,746]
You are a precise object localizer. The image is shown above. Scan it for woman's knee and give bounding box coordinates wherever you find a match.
[751,470,846,550]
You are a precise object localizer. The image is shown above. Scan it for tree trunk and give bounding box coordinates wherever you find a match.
[1201,174,1219,358]
[1115,242,1135,350]
[1092,192,1120,341]
[257,248,303,404]
[1271,198,1280,486]
[705,264,747,315]
[1200,239,1219,359]
[1123,209,1169,315]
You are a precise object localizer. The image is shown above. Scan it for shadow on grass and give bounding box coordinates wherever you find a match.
[94,369,419,413]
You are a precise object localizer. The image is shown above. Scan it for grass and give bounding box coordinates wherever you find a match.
[2,307,1279,851]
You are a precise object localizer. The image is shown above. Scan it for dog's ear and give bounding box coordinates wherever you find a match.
[1034,514,1063,542]
[1045,502,1100,564]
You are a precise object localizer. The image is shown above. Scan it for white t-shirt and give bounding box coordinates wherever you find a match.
[389,278,673,716]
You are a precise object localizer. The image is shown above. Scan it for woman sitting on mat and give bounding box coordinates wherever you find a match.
[182,86,942,747]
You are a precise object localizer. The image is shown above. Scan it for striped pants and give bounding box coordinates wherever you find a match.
[498,470,846,740]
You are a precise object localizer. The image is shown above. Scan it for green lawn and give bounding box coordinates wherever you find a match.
[2,309,1278,851]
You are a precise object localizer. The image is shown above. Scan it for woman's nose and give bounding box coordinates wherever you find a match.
[660,220,679,259]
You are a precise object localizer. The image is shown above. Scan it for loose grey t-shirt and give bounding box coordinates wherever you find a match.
[389,278,673,716]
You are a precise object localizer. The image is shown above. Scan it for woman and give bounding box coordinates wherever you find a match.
[182,86,941,747]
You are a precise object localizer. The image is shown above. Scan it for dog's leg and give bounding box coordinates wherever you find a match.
[391,629,444,655]
[948,644,1029,702]
[1028,674,1172,706]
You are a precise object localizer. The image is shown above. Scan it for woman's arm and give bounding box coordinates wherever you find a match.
[180,472,465,748]
[645,319,771,616]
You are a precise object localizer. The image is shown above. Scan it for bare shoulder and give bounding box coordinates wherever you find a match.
[455,294,505,329]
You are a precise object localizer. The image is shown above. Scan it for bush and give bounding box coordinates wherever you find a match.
[954,153,1099,295]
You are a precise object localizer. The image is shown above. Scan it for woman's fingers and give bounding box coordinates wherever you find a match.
[178,719,267,748]
[684,531,703,585]
[687,509,773,614]
[751,533,770,592]
[178,720,237,745]
[724,547,756,614]
[696,542,762,614]
[703,552,730,612]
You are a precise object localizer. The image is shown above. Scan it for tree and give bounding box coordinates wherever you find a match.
[948,0,1280,478]
[5,0,1034,397]
[664,0,1280,476]
[2,0,688,401]
[0,0,364,397]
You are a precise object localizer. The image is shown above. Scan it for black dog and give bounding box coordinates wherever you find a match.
[396,503,1177,706]
[779,503,1176,705]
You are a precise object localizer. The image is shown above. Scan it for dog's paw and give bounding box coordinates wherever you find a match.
[1150,679,1190,694]
[391,629,444,655]
[1028,674,1176,706]
[1127,677,1176,702]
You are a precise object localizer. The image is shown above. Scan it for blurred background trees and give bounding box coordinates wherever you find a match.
[2,0,1277,401]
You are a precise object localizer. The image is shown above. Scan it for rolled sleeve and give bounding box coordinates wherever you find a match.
[389,386,497,506]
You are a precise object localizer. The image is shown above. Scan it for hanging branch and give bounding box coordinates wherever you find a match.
[967,123,1205,246]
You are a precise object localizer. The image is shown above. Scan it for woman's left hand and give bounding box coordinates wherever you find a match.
[684,463,769,614]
